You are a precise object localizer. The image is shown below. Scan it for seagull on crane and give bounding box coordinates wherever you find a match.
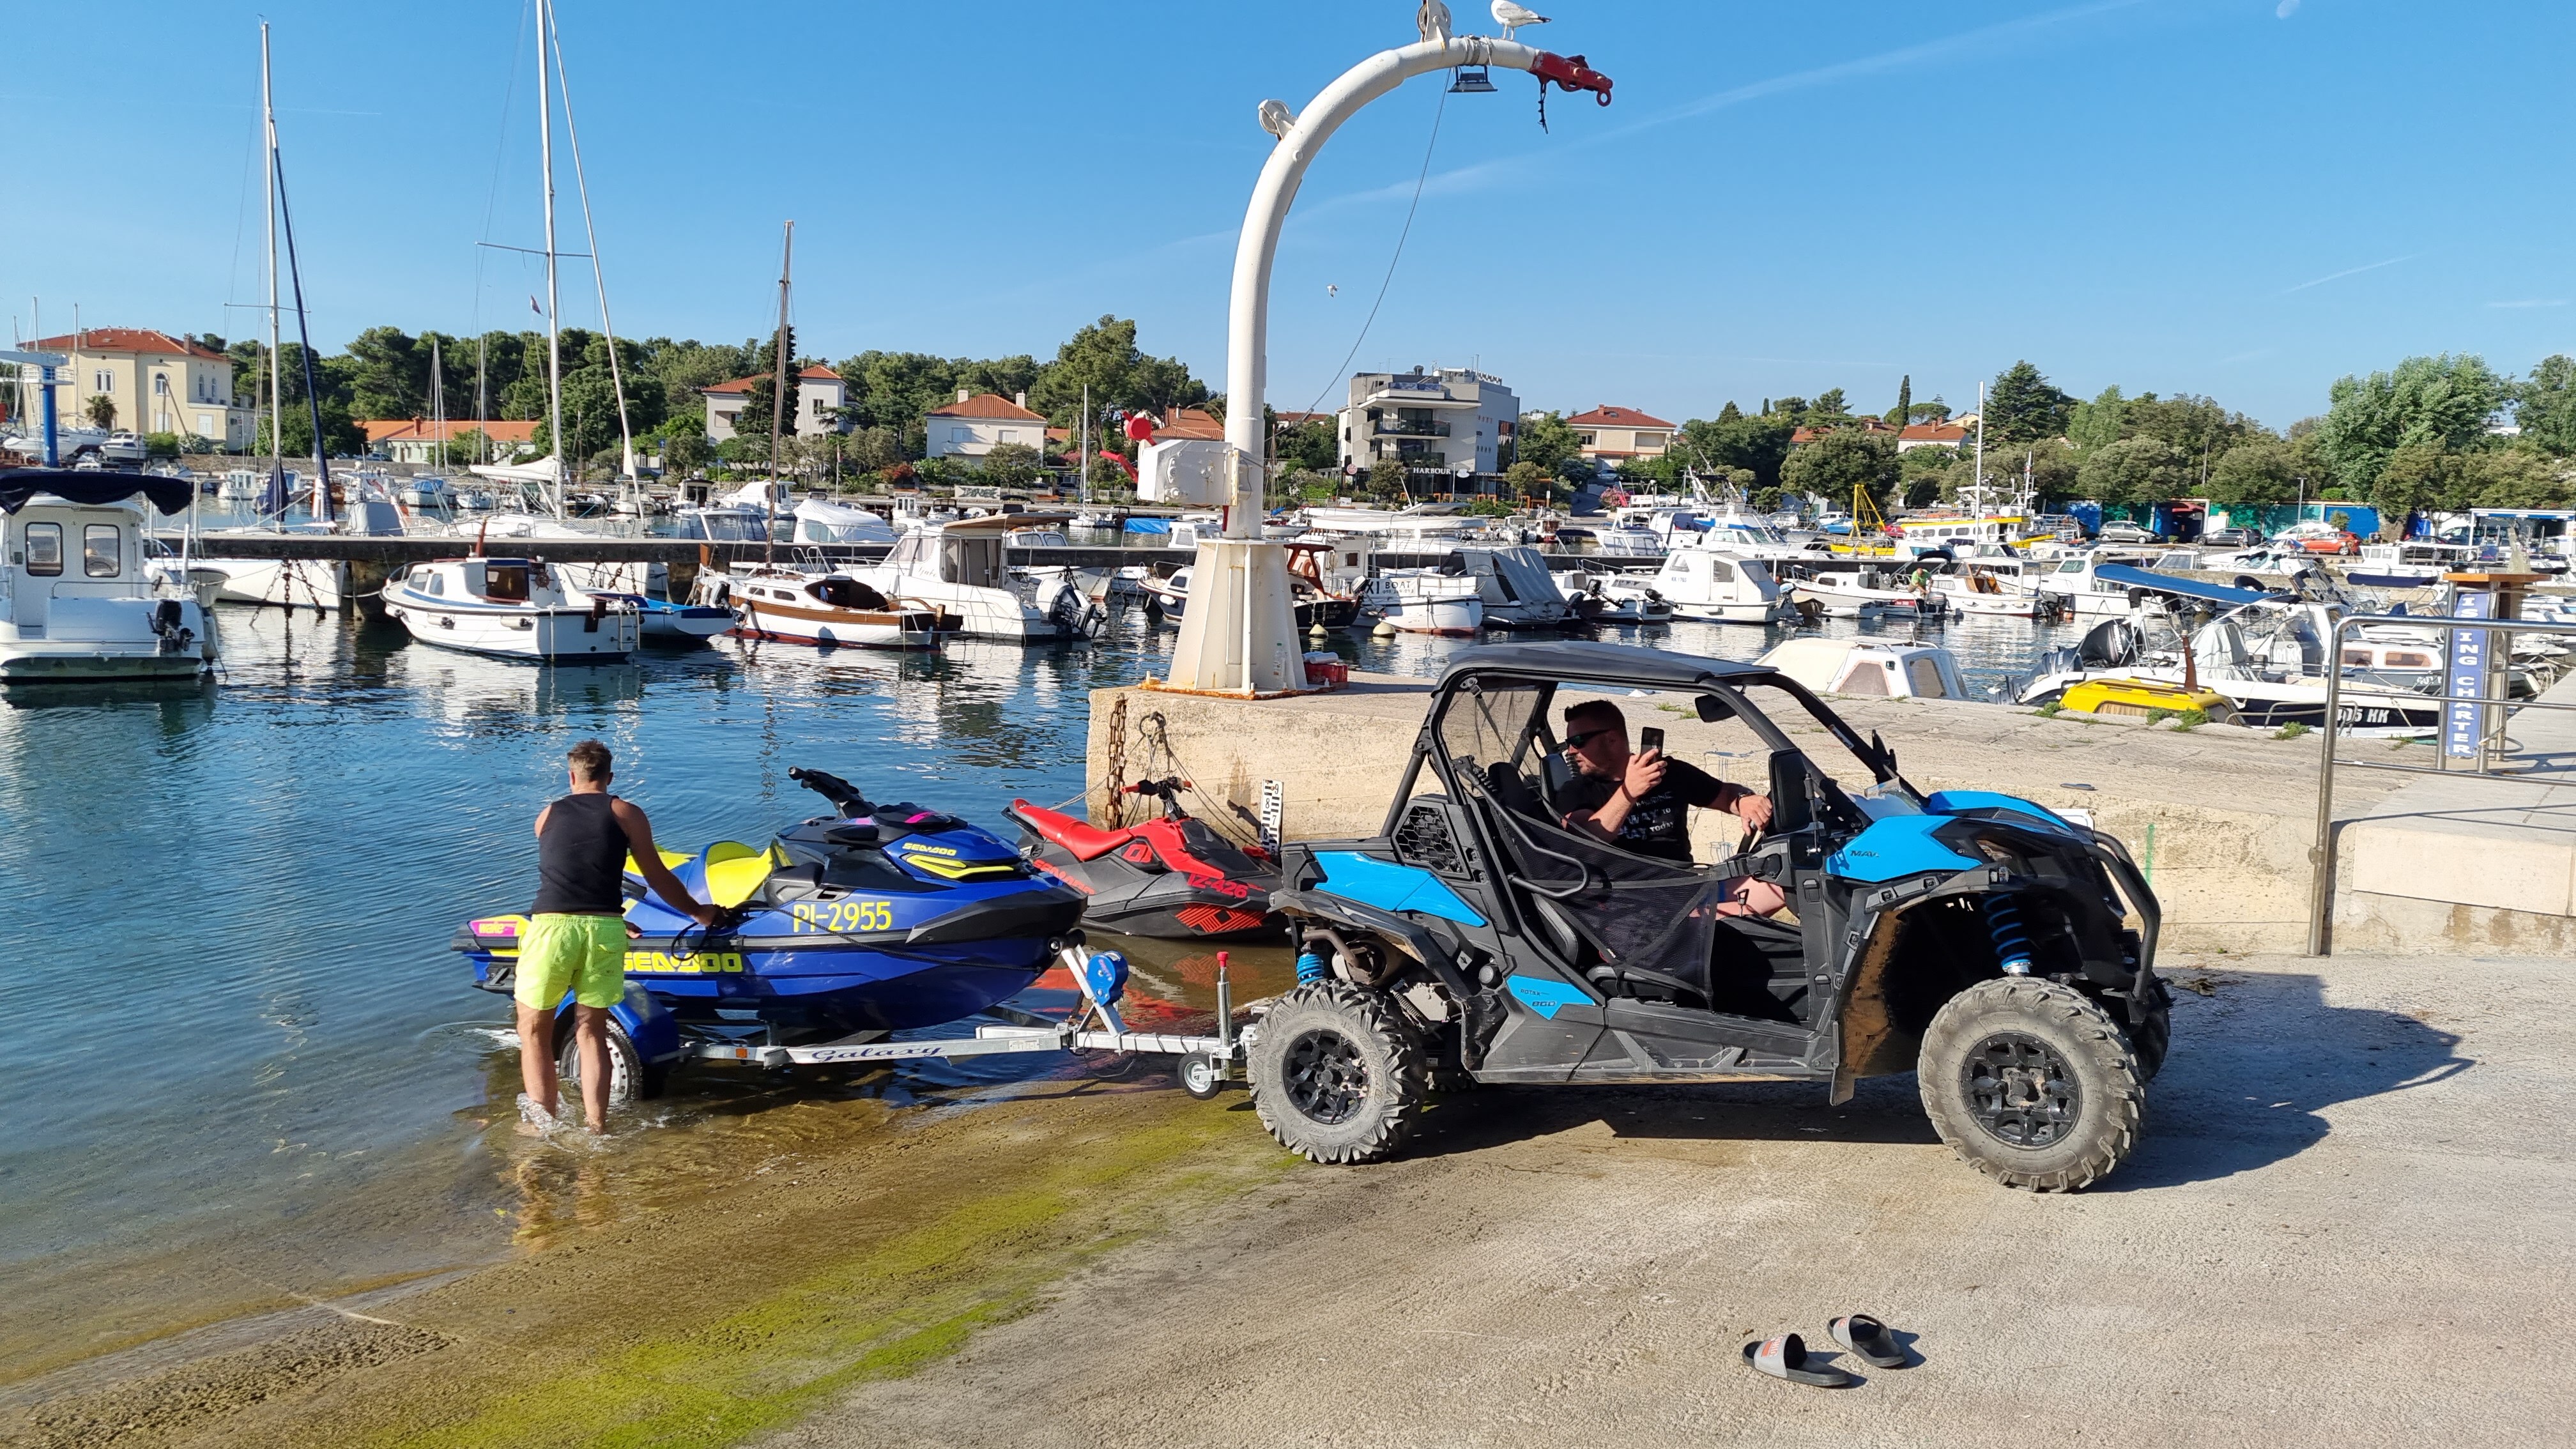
[1258,99,1297,140]
[1416,0,1453,45]
[1491,1,1549,38]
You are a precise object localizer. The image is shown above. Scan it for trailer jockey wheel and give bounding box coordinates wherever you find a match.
[1174,1050,1223,1100]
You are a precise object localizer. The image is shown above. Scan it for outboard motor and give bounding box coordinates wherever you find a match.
[149,599,194,656]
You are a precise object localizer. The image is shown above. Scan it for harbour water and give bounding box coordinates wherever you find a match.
[0,594,2066,1376]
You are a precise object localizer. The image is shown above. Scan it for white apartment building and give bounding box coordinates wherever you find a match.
[704,365,848,441]
[1335,366,1519,487]
[926,389,1050,459]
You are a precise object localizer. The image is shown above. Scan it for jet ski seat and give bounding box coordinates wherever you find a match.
[1009,801,1126,861]
[703,840,782,908]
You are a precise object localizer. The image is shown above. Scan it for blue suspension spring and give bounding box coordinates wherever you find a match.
[1296,949,1329,984]
[1984,896,2034,976]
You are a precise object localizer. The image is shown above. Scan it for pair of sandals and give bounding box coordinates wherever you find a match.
[1740,1314,1908,1388]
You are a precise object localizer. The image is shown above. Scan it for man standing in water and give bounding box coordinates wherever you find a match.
[519,739,716,1133]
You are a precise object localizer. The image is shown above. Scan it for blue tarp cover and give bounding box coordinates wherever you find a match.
[1123,517,1171,534]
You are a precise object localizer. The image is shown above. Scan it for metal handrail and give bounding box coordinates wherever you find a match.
[2308,610,2576,954]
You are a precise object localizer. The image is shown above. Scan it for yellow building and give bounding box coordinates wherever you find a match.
[26,328,255,448]
[1564,404,1674,463]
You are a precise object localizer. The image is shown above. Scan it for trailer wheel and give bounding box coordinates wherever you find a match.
[1250,980,1427,1165]
[1918,978,2142,1192]
[554,1011,664,1106]
[1174,1050,1223,1100]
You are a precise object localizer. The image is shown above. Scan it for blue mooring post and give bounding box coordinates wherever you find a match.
[38,363,58,466]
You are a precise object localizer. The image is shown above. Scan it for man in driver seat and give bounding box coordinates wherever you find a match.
[1556,699,1786,917]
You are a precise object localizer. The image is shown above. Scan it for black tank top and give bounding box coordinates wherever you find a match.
[533,792,629,915]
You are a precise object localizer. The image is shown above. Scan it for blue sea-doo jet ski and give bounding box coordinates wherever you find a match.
[455,766,1089,1092]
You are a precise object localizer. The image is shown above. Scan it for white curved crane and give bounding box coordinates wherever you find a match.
[1165,33,1612,694]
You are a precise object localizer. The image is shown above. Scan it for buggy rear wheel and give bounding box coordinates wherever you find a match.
[1250,980,1427,1164]
[554,1011,664,1107]
[1918,978,2142,1192]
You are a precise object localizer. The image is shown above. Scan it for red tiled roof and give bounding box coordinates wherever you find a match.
[1900,421,1970,444]
[1564,404,1674,430]
[360,418,540,443]
[1150,406,1225,441]
[928,392,1045,422]
[33,328,226,361]
[701,365,839,395]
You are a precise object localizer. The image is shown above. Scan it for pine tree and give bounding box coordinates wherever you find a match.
[1889,375,1911,427]
[734,325,801,457]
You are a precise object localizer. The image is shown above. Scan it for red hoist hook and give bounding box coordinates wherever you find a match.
[1529,50,1614,132]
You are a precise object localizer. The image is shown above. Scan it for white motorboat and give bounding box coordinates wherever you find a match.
[1788,567,1936,620]
[2014,615,2444,735]
[712,569,937,650]
[383,555,640,662]
[847,515,1085,641]
[1758,638,1972,700]
[1678,503,1828,564]
[0,474,218,682]
[2349,541,2474,589]
[2032,550,2158,617]
[1933,563,2061,619]
[400,474,459,510]
[791,498,897,546]
[1438,545,1579,630]
[1648,550,1793,624]
[673,505,772,543]
[1360,570,1483,635]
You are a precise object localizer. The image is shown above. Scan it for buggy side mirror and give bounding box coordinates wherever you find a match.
[1694,694,1735,723]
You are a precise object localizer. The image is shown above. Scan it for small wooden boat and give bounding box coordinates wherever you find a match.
[720,569,939,650]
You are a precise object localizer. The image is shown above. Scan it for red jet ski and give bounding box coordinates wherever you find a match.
[1004,778,1284,940]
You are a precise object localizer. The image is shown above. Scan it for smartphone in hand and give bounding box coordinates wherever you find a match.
[1639,726,1664,755]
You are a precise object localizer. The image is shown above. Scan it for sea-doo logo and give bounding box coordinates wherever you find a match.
[903,843,960,857]
[625,950,746,974]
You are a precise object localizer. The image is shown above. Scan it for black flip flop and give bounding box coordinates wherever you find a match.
[1828,1314,1906,1368]
[1742,1333,1852,1388]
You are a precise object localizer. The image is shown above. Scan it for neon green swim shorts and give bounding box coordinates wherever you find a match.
[515,913,629,1009]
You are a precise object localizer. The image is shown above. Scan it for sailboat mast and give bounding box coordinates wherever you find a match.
[261,22,281,503]
[1973,379,1986,514]
[1079,382,1090,506]
[536,0,565,517]
[430,336,444,468]
[544,12,635,484]
[764,220,793,569]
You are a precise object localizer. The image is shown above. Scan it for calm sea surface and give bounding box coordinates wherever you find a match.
[0,588,2066,1365]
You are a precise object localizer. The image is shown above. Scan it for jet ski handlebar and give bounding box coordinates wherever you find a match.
[1121,776,1188,799]
[788,765,871,817]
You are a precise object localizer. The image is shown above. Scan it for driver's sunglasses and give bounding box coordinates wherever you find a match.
[1563,726,1616,750]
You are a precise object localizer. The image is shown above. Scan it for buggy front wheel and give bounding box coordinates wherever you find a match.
[1918,978,2143,1192]
[1249,981,1428,1164]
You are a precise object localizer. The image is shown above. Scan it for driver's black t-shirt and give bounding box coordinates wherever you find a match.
[1555,757,1731,864]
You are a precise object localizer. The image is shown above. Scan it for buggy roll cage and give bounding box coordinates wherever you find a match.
[1376,660,1919,842]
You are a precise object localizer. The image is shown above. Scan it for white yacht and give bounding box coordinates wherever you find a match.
[1360,570,1483,635]
[847,515,1085,641]
[791,498,896,546]
[383,555,640,662]
[1648,550,1793,624]
[1,475,218,682]
[2039,551,2160,618]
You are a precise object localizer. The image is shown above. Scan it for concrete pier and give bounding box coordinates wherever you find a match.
[1084,670,2576,956]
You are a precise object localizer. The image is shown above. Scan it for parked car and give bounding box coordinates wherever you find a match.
[2196,526,2256,548]
[2095,520,2160,545]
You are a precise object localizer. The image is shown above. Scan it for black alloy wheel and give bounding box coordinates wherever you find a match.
[1281,1029,1368,1126]
[1959,1031,2083,1149]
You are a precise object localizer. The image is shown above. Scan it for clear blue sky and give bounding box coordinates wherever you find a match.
[6,1,2570,430]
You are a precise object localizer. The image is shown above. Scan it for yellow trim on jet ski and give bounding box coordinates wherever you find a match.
[703,840,782,907]
[898,850,1022,882]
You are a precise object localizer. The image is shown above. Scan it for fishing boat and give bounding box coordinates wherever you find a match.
[1648,549,1793,624]
[1933,562,2062,619]
[1786,566,1937,620]
[0,471,218,682]
[383,555,641,662]
[1561,569,1674,625]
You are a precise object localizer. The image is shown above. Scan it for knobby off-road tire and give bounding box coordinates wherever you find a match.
[1919,977,2143,1192]
[1250,980,1429,1165]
